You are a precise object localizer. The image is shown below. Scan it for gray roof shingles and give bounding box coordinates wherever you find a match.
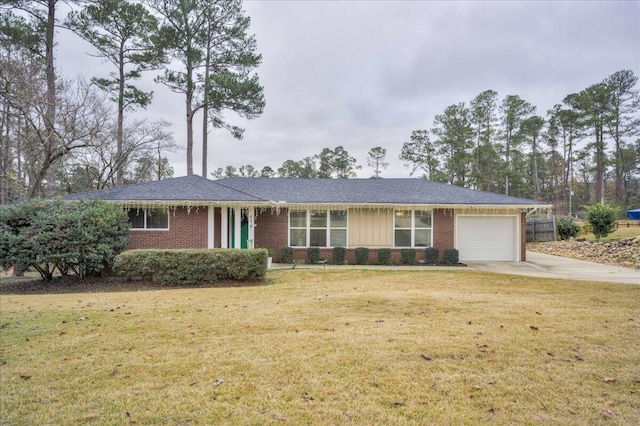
[64,175,265,202]
[64,175,546,207]
[219,178,544,205]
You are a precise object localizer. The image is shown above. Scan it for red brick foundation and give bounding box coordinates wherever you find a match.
[128,206,208,249]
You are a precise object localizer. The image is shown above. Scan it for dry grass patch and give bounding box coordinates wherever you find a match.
[1,270,639,425]
[584,226,640,242]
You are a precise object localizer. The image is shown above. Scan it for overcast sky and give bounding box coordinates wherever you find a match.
[56,0,640,179]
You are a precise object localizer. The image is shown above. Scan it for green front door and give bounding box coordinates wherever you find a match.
[241,214,249,249]
[229,209,249,249]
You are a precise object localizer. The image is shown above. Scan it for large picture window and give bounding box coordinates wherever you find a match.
[128,208,169,230]
[289,209,347,247]
[394,210,432,247]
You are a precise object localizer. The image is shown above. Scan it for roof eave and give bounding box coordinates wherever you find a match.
[102,200,552,212]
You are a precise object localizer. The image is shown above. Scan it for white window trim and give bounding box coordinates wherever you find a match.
[288,209,348,247]
[393,209,433,248]
[128,208,170,231]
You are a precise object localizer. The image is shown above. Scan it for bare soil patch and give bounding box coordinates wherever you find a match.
[529,237,640,269]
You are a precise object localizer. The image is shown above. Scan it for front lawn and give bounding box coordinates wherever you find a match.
[1,270,638,425]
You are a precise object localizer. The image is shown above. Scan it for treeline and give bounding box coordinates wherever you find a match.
[1,0,263,203]
[399,70,640,214]
[216,70,640,215]
[211,146,364,179]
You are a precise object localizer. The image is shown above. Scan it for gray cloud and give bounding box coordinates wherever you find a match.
[55,0,640,179]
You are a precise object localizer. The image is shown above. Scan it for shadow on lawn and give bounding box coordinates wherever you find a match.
[0,275,266,295]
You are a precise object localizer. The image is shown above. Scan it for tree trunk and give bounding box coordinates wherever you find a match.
[0,99,9,204]
[116,43,125,186]
[201,18,212,178]
[613,118,623,203]
[595,124,605,204]
[532,135,540,198]
[44,0,57,197]
[202,103,208,177]
[186,58,194,176]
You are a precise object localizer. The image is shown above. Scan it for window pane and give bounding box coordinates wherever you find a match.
[290,229,306,246]
[330,210,347,227]
[330,229,347,247]
[310,229,327,246]
[310,210,327,228]
[415,211,432,228]
[128,209,144,229]
[395,229,411,247]
[290,211,307,228]
[415,229,431,247]
[147,209,168,229]
[395,210,411,228]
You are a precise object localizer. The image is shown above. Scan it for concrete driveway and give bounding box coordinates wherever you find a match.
[467,251,639,285]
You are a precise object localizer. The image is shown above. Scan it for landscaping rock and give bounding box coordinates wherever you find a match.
[528,237,640,269]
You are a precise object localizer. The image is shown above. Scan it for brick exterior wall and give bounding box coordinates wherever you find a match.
[253,207,460,264]
[128,206,208,249]
[254,208,289,261]
[433,208,454,262]
[214,207,222,248]
[520,211,527,262]
[126,205,527,262]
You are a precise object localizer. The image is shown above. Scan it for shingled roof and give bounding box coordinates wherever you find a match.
[218,178,544,206]
[64,175,266,203]
[65,175,548,208]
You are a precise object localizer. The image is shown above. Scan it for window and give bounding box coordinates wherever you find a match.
[128,208,169,230]
[394,210,432,247]
[289,209,347,247]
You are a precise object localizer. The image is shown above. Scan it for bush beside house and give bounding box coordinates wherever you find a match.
[114,249,267,285]
[0,200,129,279]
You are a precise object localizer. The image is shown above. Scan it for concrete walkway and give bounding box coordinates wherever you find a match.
[467,251,639,285]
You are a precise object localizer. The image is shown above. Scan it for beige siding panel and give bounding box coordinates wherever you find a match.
[348,209,393,247]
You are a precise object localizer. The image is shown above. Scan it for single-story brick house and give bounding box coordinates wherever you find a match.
[66,175,551,263]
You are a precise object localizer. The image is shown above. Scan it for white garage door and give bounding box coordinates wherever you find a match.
[456,215,518,262]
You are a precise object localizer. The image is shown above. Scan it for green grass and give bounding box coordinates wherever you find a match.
[1,270,639,425]
[581,225,640,242]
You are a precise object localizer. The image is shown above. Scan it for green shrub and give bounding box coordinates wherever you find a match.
[0,200,129,279]
[425,247,439,265]
[279,247,293,263]
[114,249,267,285]
[443,248,459,265]
[263,246,274,257]
[355,247,369,265]
[307,247,320,264]
[401,249,416,265]
[377,248,392,265]
[332,247,346,265]
[557,217,580,240]
[586,203,619,239]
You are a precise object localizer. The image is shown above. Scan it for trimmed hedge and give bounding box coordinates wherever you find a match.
[425,247,439,265]
[114,249,267,285]
[377,248,392,265]
[332,247,346,265]
[307,247,320,264]
[279,247,293,263]
[355,247,369,265]
[443,248,459,265]
[401,249,416,265]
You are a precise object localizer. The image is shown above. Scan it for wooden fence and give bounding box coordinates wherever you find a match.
[617,220,640,228]
[526,216,557,242]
